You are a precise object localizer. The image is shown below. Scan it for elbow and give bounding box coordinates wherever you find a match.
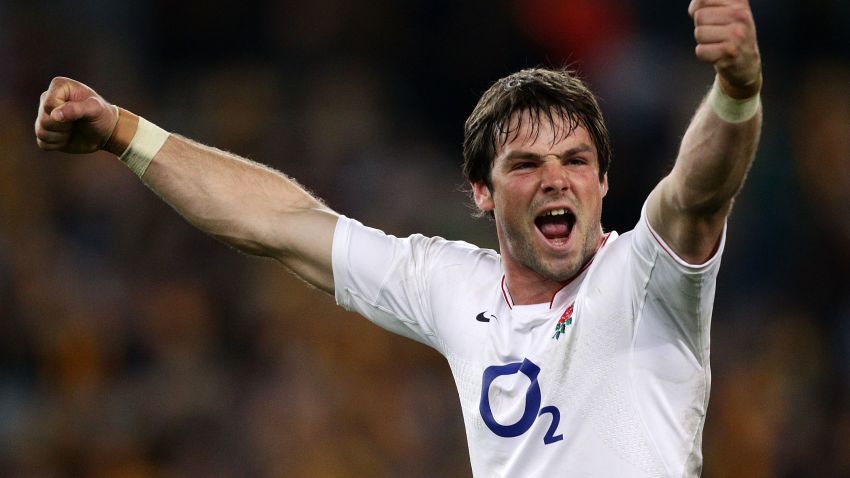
[666,169,746,218]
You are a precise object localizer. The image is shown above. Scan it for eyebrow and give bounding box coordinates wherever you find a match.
[501,143,594,162]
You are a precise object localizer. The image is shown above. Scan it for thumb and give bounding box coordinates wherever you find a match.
[50,96,106,123]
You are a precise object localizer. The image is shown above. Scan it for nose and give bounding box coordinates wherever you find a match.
[539,158,569,194]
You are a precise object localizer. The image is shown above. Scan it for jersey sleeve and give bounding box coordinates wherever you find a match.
[331,216,444,351]
[627,204,727,477]
[631,201,726,365]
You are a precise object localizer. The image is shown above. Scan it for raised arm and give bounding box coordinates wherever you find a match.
[34,77,338,293]
[646,0,762,264]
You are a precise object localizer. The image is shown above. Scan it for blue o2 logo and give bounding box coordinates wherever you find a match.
[479,358,563,445]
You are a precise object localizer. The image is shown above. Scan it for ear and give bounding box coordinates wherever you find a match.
[471,181,494,212]
[601,173,609,198]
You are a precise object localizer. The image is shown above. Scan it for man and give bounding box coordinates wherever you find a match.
[34,0,762,476]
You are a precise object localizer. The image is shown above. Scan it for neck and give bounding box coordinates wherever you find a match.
[502,232,608,306]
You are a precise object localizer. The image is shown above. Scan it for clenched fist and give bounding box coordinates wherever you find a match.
[689,0,762,98]
[34,77,118,154]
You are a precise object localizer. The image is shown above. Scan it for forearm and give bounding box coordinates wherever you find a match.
[648,77,761,262]
[107,109,338,291]
[143,135,335,257]
[667,76,762,214]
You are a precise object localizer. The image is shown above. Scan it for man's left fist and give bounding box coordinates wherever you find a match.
[689,0,762,98]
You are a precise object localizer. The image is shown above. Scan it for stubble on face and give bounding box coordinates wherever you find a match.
[499,197,602,284]
[486,114,608,290]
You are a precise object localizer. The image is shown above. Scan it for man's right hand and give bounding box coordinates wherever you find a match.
[34,77,118,154]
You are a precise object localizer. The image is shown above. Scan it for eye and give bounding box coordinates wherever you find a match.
[566,157,587,166]
[513,161,535,170]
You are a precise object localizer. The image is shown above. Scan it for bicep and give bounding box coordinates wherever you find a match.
[273,208,339,294]
[646,91,759,264]
[646,176,728,265]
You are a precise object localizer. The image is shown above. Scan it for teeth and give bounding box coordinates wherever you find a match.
[545,209,566,216]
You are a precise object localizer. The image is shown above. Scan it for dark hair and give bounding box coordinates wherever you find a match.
[462,68,611,190]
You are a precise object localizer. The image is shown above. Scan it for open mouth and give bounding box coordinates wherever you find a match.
[534,209,576,245]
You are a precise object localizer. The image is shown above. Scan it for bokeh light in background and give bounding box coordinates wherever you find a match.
[1,0,849,476]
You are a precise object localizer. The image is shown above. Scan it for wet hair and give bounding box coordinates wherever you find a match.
[462,67,611,191]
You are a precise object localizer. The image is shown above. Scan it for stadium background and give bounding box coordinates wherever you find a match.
[1,0,849,476]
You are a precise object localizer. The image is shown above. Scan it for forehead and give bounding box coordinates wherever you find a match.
[494,110,595,158]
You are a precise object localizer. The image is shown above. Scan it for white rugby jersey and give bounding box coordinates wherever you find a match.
[332,203,724,477]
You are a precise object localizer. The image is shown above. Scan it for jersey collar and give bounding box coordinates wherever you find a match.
[501,232,614,310]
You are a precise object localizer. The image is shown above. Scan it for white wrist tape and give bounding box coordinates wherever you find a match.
[119,117,170,177]
[708,80,760,124]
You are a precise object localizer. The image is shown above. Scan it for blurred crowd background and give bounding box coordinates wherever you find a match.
[1,0,849,476]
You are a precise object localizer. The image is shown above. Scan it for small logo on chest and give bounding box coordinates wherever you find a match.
[476,311,496,322]
[552,303,574,340]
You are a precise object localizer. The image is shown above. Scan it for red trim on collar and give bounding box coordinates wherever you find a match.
[546,232,611,308]
[501,232,612,309]
[501,275,513,309]
[547,283,569,309]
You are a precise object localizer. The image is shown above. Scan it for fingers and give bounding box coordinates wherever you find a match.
[693,5,750,26]
[692,3,753,38]
[35,98,68,151]
[689,0,722,17]
[694,43,737,65]
[35,77,116,152]
[34,107,70,150]
[695,24,736,44]
[34,109,69,150]
[693,22,750,63]
[690,1,756,62]
[689,0,761,98]
[39,77,80,121]
[35,133,68,151]
[37,76,100,122]
[36,78,76,141]
[689,0,750,17]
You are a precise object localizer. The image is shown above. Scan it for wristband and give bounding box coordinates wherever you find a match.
[119,116,170,177]
[708,79,760,124]
[104,108,170,177]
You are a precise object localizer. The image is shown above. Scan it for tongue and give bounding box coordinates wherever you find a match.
[538,221,570,239]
